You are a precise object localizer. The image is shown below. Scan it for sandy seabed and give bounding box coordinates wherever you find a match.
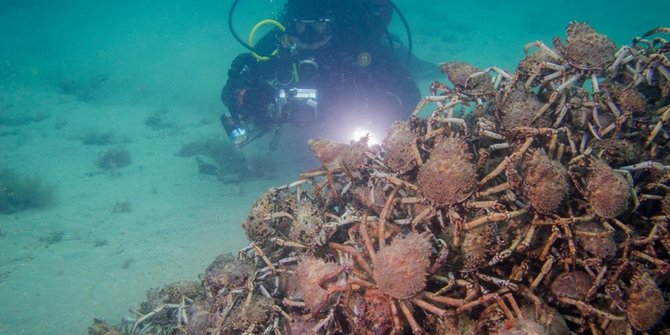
[0,87,317,334]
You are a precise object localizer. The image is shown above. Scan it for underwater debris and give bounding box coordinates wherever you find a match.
[0,169,55,214]
[97,148,131,170]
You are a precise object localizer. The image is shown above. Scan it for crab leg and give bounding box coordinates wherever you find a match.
[608,46,632,72]
[480,137,534,185]
[413,95,452,116]
[631,250,670,272]
[359,216,376,260]
[378,187,399,249]
[644,121,664,149]
[516,225,537,252]
[329,243,374,277]
[557,74,583,92]
[312,309,335,333]
[555,143,566,162]
[557,297,625,321]
[539,226,561,261]
[390,300,402,334]
[553,103,570,128]
[455,293,500,314]
[523,40,562,61]
[530,255,554,291]
[620,161,670,171]
[424,292,464,307]
[476,182,512,197]
[588,122,603,141]
[586,265,608,300]
[411,207,436,230]
[412,297,448,317]
[476,272,519,290]
[463,208,528,230]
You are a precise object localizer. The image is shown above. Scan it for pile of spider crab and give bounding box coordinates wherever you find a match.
[90,22,670,335]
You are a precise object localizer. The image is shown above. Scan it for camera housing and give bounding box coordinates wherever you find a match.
[273,88,319,126]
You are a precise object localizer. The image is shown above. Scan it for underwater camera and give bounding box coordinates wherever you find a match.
[273,87,319,127]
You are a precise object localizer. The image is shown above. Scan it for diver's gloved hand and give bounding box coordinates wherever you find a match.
[221,113,249,147]
[228,127,249,147]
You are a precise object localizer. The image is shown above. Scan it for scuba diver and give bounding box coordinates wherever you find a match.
[221,0,421,148]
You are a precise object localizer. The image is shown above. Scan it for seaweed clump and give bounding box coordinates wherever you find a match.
[97,148,131,170]
[0,169,55,214]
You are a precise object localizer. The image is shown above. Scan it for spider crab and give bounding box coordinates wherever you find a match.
[522,22,625,133]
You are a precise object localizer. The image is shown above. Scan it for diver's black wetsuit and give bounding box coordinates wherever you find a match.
[221,0,420,143]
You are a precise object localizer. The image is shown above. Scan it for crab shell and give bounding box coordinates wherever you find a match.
[574,221,617,261]
[349,182,387,212]
[295,256,342,314]
[242,189,281,243]
[500,82,552,130]
[202,254,255,296]
[549,270,592,300]
[383,120,419,174]
[372,232,432,299]
[589,138,638,166]
[516,46,560,78]
[309,137,371,175]
[417,137,477,206]
[458,222,501,272]
[440,61,494,96]
[289,199,326,246]
[368,290,397,330]
[285,318,320,335]
[431,314,476,335]
[186,301,210,335]
[496,318,545,335]
[662,194,670,216]
[555,21,617,71]
[523,150,570,215]
[493,304,569,335]
[226,295,276,332]
[308,138,350,169]
[626,270,668,331]
[602,83,648,115]
[586,159,634,218]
